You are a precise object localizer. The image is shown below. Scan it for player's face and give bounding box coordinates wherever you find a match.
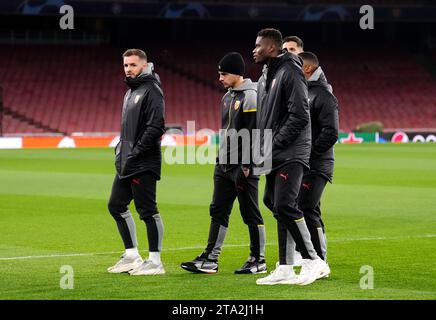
[219,72,239,88]
[301,61,315,79]
[123,55,147,78]
[253,36,271,64]
[301,61,311,79]
[283,41,303,54]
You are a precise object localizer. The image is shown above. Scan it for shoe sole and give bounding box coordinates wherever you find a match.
[107,269,131,273]
[235,270,267,275]
[199,268,218,274]
[256,279,298,285]
[181,265,218,274]
[107,263,142,274]
[129,270,165,276]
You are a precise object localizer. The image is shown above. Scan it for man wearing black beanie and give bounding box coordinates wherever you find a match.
[181,52,267,275]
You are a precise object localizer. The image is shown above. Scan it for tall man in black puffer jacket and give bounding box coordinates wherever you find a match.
[107,49,166,276]
[296,52,339,276]
[252,28,329,286]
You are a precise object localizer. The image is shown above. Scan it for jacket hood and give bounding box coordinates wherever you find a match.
[229,78,256,94]
[269,52,303,71]
[124,62,161,89]
[308,66,333,93]
[262,52,303,86]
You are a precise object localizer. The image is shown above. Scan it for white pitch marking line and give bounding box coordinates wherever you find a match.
[0,234,435,261]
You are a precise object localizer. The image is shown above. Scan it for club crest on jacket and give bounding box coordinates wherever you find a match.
[134,95,141,104]
[234,100,241,110]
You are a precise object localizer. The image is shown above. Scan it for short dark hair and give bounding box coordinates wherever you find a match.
[122,49,147,61]
[257,28,283,50]
[299,51,319,68]
[283,36,304,49]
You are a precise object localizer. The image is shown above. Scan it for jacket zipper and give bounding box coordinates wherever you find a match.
[120,90,133,174]
[225,95,235,135]
[222,95,236,169]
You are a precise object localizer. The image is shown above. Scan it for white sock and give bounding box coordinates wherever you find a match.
[125,247,139,258]
[149,251,161,265]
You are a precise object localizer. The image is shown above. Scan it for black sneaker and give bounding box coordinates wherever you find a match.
[234,258,267,274]
[181,253,218,274]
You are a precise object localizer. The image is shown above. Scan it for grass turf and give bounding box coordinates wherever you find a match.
[0,144,435,300]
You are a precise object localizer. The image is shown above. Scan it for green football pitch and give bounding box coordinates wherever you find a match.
[0,144,435,300]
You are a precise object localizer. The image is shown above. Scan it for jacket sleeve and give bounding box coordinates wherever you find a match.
[131,84,165,156]
[312,92,339,156]
[242,89,257,169]
[273,65,310,149]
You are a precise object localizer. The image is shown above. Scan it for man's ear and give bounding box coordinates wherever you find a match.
[142,61,148,71]
[267,41,277,56]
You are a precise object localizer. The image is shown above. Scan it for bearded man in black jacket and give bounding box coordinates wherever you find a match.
[107,49,166,276]
[252,28,329,286]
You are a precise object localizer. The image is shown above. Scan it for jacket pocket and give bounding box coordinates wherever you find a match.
[119,140,133,173]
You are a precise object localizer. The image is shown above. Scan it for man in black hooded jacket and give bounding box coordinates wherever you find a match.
[252,28,328,286]
[107,49,166,276]
[281,36,336,269]
[297,52,338,270]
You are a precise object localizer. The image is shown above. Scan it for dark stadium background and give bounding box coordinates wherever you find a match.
[0,0,435,143]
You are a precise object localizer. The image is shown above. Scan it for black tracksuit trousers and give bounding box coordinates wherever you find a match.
[108,172,164,252]
[263,162,319,265]
[205,165,265,261]
[298,174,328,260]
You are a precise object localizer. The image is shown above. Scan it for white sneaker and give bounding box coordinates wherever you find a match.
[316,262,331,279]
[296,258,328,286]
[129,259,165,276]
[256,263,299,285]
[293,251,304,267]
[107,254,143,273]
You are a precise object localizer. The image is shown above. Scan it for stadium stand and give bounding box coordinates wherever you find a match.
[2,114,45,134]
[1,43,436,135]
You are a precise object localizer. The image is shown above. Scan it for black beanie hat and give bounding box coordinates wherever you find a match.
[218,52,245,76]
